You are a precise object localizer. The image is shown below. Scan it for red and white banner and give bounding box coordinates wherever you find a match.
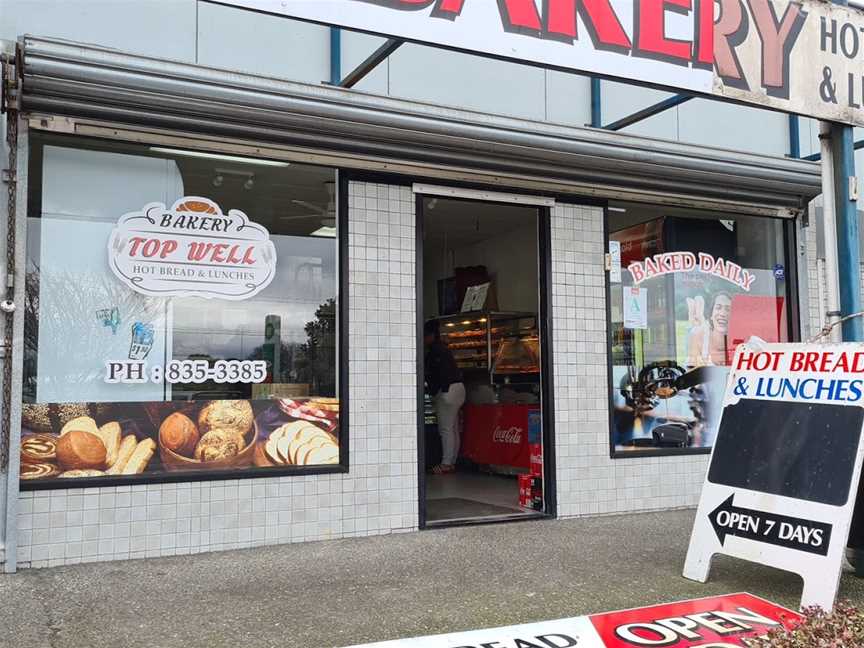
[108,196,277,301]
[218,0,864,127]
[345,593,799,647]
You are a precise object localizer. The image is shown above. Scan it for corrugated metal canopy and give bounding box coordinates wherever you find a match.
[17,36,821,212]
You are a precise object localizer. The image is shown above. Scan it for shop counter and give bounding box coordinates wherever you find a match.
[460,403,540,471]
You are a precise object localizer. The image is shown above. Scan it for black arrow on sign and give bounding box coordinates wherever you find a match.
[708,494,833,557]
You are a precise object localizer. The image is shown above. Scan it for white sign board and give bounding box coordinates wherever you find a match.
[108,196,277,300]
[684,341,864,611]
[623,286,647,330]
[608,240,621,284]
[218,0,864,127]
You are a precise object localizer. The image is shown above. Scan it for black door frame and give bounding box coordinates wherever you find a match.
[415,191,558,529]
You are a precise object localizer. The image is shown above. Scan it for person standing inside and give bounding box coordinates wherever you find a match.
[424,320,466,475]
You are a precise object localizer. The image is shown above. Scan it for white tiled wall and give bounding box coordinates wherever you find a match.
[15,181,418,568]
[550,203,709,517]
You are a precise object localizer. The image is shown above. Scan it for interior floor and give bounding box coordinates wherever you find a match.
[425,471,534,523]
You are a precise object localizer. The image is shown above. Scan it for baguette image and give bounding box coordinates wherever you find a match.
[106,435,138,475]
[122,439,156,475]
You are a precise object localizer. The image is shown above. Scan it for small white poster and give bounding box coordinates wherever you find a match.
[461,282,490,312]
[623,287,647,330]
[108,196,277,301]
[608,240,621,284]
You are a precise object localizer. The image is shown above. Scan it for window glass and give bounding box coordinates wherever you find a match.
[20,135,341,485]
[608,202,791,454]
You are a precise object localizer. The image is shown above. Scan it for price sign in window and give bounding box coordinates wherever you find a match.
[20,135,342,486]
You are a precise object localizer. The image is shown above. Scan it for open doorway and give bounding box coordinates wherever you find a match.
[419,193,550,525]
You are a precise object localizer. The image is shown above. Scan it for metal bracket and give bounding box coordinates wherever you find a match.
[850,176,859,202]
[604,253,612,271]
[28,116,76,133]
[1,169,14,184]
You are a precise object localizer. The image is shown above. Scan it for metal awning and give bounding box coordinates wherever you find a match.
[16,36,821,214]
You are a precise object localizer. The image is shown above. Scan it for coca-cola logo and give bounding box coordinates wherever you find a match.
[493,426,522,444]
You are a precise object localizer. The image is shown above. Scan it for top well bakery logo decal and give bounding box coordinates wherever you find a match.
[226,0,864,126]
[108,197,277,300]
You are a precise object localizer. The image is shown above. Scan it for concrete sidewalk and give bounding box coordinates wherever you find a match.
[3,509,864,648]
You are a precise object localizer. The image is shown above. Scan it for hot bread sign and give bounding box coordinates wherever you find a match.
[108,197,277,300]
[220,0,864,126]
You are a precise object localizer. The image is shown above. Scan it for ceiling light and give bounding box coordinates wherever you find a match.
[150,147,290,167]
[311,226,337,238]
[608,206,627,213]
[445,322,455,327]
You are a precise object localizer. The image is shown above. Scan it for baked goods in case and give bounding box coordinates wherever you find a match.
[121,439,156,475]
[198,400,253,437]
[60,416,100,438]
[159,412,200,457]
[97,422,122,468]
[59,469,105,478]
[56,430,106,470]
[20,462,59,480]
[106,435,138,475]
[20,434,57,464]
[194,429,245,462]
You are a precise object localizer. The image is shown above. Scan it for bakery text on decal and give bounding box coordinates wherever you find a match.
[362,0,806,97]
[108,197,277,301]
[613,605,779,646]
[627,252,755,291]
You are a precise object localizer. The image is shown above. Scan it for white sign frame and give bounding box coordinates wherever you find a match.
[218,0,864,127]
[684,341,864,611]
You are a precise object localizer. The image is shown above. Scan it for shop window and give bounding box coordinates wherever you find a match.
[607,202,794,456]
[20,134,343,486]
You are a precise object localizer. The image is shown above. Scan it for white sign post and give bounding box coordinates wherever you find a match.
[220,0,864,127]
[684,341,864,611]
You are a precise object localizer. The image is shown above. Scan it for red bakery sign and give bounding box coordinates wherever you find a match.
[222,0,864,127]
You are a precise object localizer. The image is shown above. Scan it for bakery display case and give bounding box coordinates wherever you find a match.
[433,311,539,383]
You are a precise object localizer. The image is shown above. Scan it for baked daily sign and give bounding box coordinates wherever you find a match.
[219,0,864,127]
[345,593,798,647]
[108,196,277,300]
[684,343,864,611]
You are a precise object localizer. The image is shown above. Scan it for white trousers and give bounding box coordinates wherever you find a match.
[434,382,466,466]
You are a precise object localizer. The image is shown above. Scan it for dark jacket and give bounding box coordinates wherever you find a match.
[425,340,462,396]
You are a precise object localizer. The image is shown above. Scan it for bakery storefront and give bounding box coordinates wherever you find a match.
[1,37,820,568]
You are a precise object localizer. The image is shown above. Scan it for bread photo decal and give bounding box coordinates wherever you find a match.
[20,414,155,481]
[158,400,256,470]
[260,420,339,467]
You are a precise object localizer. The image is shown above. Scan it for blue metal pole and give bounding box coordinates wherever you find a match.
[329,27,341,86]
[788,115,800,159]
[833,123,862,341]
[590,77,601,128]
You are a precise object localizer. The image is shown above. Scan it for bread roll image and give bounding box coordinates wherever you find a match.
[159,412,200,457]
[304,444,339,465]
[20,434,58,464]
[197,400,253,437]
[60,416,99,437]
[121,439,156,475]
[20,462,60,480]
[56,430,107,470]
[194,429,244,462]
[106,435,138,475]
[97,422,122,467]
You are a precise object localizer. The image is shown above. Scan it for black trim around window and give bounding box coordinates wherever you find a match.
[20,136,350,490]
[604,207,801,460]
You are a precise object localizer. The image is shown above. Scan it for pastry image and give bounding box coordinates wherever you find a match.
[198,400,253,437]
[21,463,60,480]
[121,439,156,475]
[22,403,93,433]
[56,430,106,470]
[20,434,58,464]
[106,435,139,475]
[307,398,340,413]
[277,398,339,434]
[194,429,244,462]
[59,469,105,478]
[97,422,122,468]
[262,421,338,466]
[60,416,100,438]
[159,412,200,457]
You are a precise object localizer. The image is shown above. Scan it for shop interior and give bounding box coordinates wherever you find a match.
[421,196,545,524]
